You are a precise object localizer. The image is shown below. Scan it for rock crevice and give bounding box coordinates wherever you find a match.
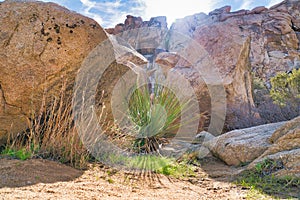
[3,23,19,47]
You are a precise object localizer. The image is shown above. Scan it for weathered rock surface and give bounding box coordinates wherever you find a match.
[249,116,300,177]
[196,116,300,177]
[106,15,167,35]
[168,25,254,127]
[106,15,168,55]
[167,0,300,128]
[0,1,108,145]
[205,122,285,166]
[170,0,300,83]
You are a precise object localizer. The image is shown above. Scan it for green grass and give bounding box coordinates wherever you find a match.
[102,153,196,178]
[236,159,300,199]
[128,155,195,177]
[1,148,32,160]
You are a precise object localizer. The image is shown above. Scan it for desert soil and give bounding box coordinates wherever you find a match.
[0,157,264,200]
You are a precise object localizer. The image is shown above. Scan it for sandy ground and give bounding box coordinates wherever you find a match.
[0,157,259,200]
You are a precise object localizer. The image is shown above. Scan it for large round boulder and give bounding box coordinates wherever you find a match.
[0,1,108,145]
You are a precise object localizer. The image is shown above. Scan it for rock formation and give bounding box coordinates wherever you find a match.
[249,116,300,177]
[169,0,300,83]
[106,0,300,132]
[0,1,107,145]
[106,15,167,36]
[204,122,285,166]
[198,116,300,177]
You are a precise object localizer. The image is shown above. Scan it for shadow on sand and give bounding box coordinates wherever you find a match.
[0,158,83,188]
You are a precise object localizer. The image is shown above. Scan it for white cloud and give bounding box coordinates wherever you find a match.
[79,0,146,27]
[267,0,283,8]
[238,0,254,10]
[238,0,282,11]
[143,0,219,26]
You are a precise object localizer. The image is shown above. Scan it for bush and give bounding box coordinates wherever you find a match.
[270,69,300,107]
[226,98,299,131]
[226,71,299,131]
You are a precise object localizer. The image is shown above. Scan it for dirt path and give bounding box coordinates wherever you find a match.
[0,157,255,199]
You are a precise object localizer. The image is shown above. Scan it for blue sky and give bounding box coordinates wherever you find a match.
[1,0,283,27]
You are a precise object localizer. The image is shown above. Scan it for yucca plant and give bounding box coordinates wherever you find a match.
[127,84,188,154]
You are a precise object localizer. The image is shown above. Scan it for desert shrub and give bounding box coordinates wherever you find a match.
[270,69,300,107]
[226,71,299,131]
[226,99,299,131]
[225,105,263,131]
[256,98,299,122]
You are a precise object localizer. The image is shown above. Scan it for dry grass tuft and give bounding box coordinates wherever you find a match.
[3,81,90,169]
